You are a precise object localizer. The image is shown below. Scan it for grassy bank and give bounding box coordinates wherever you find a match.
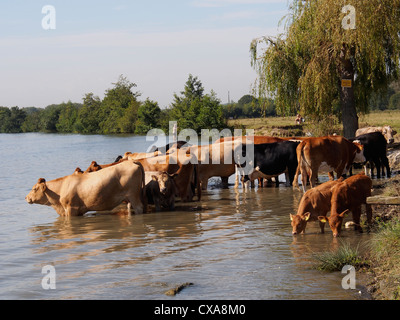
[232,110,400,299]
[312,177,400,300]
[229,110,400,139]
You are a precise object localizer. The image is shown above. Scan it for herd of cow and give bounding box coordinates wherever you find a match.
[26,125,397,237]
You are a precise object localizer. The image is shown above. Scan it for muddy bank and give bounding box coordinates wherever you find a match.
[362,176,400,300]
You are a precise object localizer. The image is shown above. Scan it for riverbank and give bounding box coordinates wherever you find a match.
[363,175,400,300]
[228,110,400,139]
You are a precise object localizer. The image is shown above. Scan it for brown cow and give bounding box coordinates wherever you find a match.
[318,174,373,237]
[183,141,242,190]
[290,179,343,235]
[215,136,285,144]
[355,126,397,144]
[26,161,146,216]
[293,135,365,192]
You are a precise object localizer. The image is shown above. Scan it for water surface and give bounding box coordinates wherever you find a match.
[0,133,370,300]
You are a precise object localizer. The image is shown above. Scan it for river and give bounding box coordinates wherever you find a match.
[0,133,372,300]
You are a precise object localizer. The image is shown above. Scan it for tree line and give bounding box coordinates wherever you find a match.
[0,74,278,135]
[0,75,226,135]
[2,72,400,135]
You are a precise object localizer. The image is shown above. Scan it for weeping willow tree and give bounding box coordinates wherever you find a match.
[251,0,400,137]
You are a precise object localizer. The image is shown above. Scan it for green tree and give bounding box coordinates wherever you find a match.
[21,107,43,132]
[168,74,226,133]
[389,92,400,110]
[56,101,81,133]
[251,0,400,137]
[75,93,102,133]
[99,75,140,134]
[135,99,161,134]
[0,107,27,133]
[40,104,63,133]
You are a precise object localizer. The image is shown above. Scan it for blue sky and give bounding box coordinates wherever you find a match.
[0,0,289,109]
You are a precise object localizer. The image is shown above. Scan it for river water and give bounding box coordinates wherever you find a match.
[0,133,372,300]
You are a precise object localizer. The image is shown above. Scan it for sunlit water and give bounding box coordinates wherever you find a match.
[0,133,372,300]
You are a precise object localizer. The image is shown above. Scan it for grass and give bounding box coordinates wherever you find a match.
[368,218,400,299]
[312,241,368,272]
[229,110,400,139]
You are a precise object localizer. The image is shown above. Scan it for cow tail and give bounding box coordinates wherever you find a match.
[293,143,303,189]
[195,164,201,201]
[134,161,147,213]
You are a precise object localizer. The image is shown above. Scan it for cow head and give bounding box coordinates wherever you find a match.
[352,142,366,163]
[382,126,396,144]
[318,209,349,237]
[290,212,311,235]
[26,178,48,205]
[158,172,176,195]
[85,161,101,173]
[73,167,84,175]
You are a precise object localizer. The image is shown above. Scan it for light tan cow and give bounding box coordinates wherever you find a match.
[122,151,161,160]
[355,126,397,144]
[26,160,146,216]
[183,141,242,190]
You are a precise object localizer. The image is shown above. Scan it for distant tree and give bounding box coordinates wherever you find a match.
[389,92,400,110]
[99,75,140,134]
[75,93,102,134]
[21,107,43,132]
[168,74,226,133]
[135,99,161,134]
[56,101,81,133]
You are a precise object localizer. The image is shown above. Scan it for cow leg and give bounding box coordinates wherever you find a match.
[234,166,240,189]
[274,176,279,187]
[301,169,308,193]
[221,177,229,189]
[310,166,319,188]
[128,193,144,214]
[366,203,372,228]
[351,207,363,233]
[201,178,208,190]
[319,220,325,234]
[382,156,391,178]
[374,158,381,179]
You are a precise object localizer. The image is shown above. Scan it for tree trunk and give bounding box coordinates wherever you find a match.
[339,47,358,139]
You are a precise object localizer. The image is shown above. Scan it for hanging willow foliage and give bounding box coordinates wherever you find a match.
[251,0,400,123]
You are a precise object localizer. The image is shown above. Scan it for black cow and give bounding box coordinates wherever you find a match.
[350,132,390,178]
[238,141,300,187]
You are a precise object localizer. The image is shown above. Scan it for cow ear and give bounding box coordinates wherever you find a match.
[168,172,179,179]
[393,130,397,136]
[318,216,327,223]
[290,214,294,221]
[151,175,158,181]
[304,212,311,221]
[339,209,350,217]
[37,178,47,190]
